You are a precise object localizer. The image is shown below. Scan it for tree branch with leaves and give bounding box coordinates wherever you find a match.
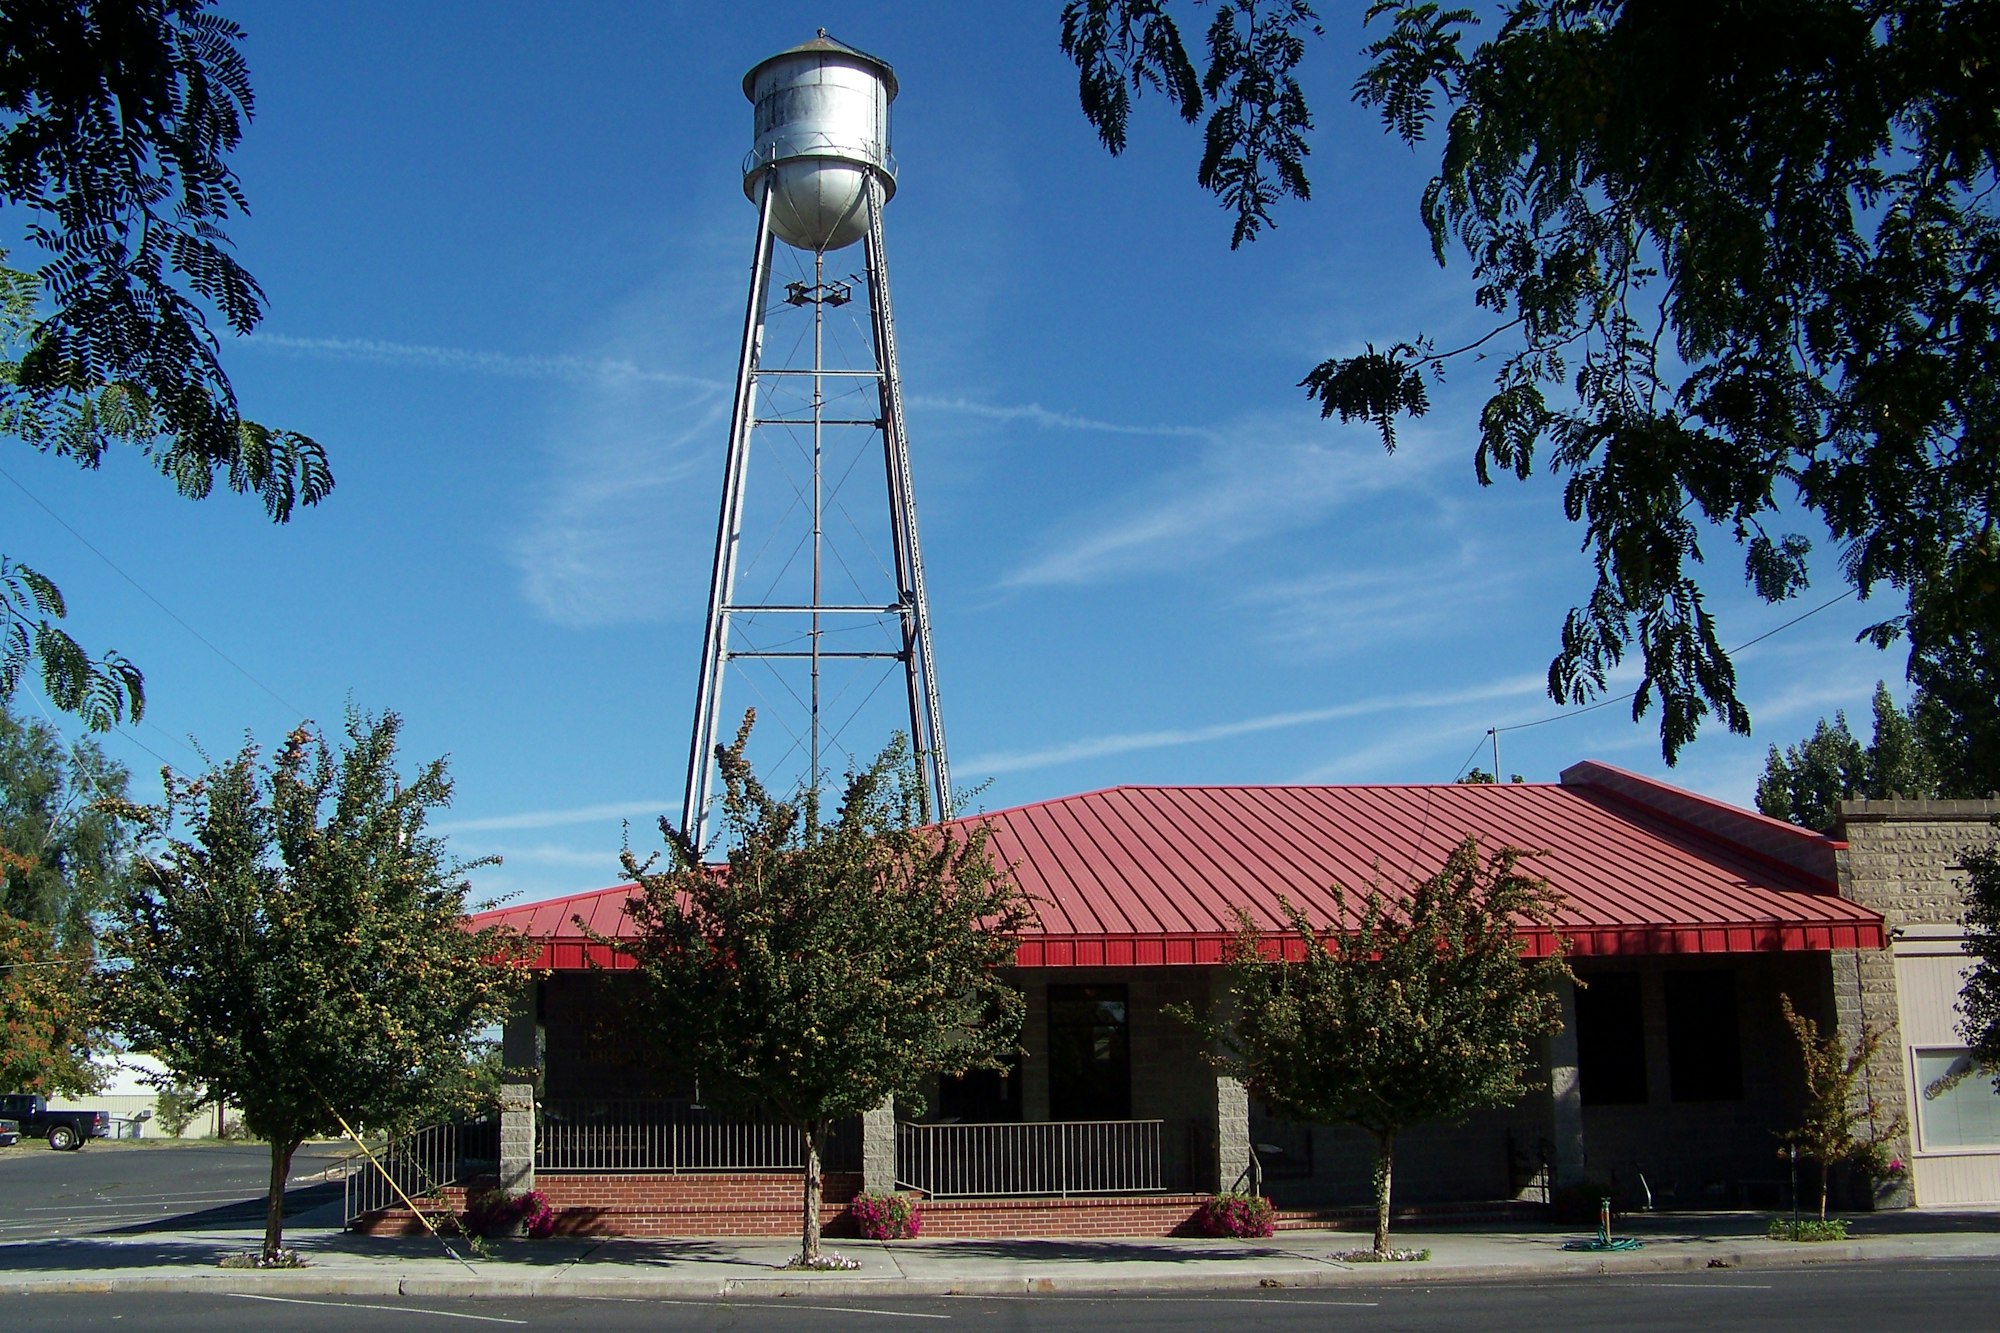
[1062,1,2000,763]
[0,1,332,731]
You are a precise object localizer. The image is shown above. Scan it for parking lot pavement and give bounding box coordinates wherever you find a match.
[0,1139,350,1242]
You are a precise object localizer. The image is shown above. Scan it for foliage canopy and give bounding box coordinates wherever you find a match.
[102,710,525,1259]
[0,698,133,1092]
[0,910,104,1095]
[1756,681,1942,830]
[1180,837,1570,1254]
[616,719,1033,1265]
[0,1,331,730]
[1061,1,2000,762]
[1959,841,2000,1085]
[0,698,133,946]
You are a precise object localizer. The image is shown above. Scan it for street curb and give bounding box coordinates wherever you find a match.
[0,1239,1939,1301]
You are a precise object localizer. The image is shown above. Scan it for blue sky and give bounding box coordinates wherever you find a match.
[3,2,1906,907]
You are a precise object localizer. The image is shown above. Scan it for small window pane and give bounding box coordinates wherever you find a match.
[1048,984,1131,1120]
[1665,970,1743,1102]
[1576,971,1647,1105]
[1916,1050,2000,1150]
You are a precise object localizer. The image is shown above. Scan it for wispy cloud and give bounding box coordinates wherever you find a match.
[433,799,675,835]
[467,843,629,870]
[999,413,1450,589]
[962,674,1546,778]
[249,333,1201,440]
[1246,537,1540,659]
[906,395,1211,440]
[247,332,726,390]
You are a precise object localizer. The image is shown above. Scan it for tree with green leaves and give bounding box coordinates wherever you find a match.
[1061,1,1998,763]
[0,698,133,1092]
[0,909,106,1094]
[1,698,134,945]
[1907,535,2000,800]
[0,0,331,731]
[1754,680,1940,830]
[101,710,525,1261]
[1753,676,1996,829]
[1778,992,1903,1221]
[1959,842,2000,1087]
[1177,838,1570,1256]
[616,716,1033,1267]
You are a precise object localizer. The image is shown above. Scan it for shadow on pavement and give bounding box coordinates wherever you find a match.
[0,1237,255,1271]
[878,1237,1295,1264]
[102,1182,343,1235]
[591,1237,793,1269]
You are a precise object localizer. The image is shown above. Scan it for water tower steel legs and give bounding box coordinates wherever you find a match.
[682,177,776,849]
[864,176,952,828]
[681,173,952,849]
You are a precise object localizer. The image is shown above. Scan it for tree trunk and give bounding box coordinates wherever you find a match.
[799,1121,824,1264]
[1819,1163,1830,1222]
[1371,1131,1395,1256]
[263,1135,302,1261]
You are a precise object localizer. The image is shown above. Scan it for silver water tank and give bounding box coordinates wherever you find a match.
[742,31,897,253]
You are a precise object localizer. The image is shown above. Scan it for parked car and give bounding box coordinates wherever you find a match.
[0,1117,19,1148]
[0,1094,110,1150]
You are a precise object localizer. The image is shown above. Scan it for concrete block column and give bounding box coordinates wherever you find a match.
[1548,977,1586,1188]
[499,1083,535,1196]
[1215,1074,1251,1195]
[862,1097,897,1193]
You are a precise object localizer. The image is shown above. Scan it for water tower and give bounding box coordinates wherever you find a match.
[681,32,951,847]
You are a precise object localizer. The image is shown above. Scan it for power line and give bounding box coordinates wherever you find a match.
[1458,586,1861,766]
[0,461,307,719]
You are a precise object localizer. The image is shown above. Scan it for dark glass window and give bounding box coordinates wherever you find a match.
[1665,970,1743,1101]
[1048,984,1131,1120]
[1576,971,1648,1105]
[938,1054,1021,1123]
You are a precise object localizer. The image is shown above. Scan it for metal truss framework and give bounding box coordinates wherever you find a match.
[681,171,951,849]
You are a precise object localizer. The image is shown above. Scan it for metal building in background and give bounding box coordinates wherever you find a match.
[682,31,950,848]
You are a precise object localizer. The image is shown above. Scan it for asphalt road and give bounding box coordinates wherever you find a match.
[8,1260,1999,1329]
[0,1139,348,1241]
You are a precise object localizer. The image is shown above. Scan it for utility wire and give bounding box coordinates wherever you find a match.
[0,461,307,719]
[1456,586,1860,772]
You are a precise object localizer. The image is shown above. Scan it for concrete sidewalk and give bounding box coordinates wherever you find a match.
[5,1209,2000,1300]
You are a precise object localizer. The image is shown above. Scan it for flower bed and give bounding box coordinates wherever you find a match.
[849,1190,923,1240]
[1200,1192,1276,1239]
[464,1188,557,1239]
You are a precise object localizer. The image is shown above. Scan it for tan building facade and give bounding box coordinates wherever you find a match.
[1837,797,2000,1206]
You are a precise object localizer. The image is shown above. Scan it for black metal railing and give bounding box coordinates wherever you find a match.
[895,1119,1171,1198]
[344,1121,470,1223]
[536,1099,860,1174]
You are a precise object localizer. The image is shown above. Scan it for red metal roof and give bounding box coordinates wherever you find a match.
[471,765,1883,968]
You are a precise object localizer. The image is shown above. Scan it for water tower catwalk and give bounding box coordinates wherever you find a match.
[682,33,950,848]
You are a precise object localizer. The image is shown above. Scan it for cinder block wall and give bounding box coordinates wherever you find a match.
[1836,796,2000,1206]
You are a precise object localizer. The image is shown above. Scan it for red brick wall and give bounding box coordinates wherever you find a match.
[354,1172,863,1239]
[351,1175,1548,1241]
[912,1195,1209,1238]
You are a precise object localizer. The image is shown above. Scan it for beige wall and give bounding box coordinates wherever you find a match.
[1838,796,2000,1207]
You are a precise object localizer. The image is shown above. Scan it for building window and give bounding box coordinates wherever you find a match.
[938,1054,1021,1123]
[1048,984,1131,1120]
[1576,971,1647,1105]
[1665,970,1744,1101]
[1915,1049,2000,1150]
